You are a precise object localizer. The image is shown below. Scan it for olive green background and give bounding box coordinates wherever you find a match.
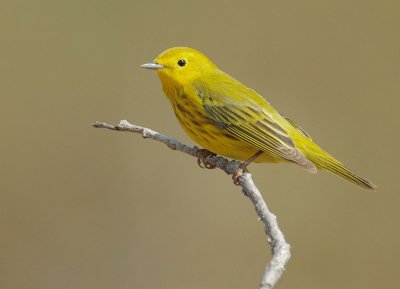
[1,1,399,289]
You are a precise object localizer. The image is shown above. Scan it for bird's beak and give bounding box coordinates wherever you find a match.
[140,62,165,70]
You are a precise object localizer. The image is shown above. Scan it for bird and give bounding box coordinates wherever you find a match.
[141,47,375,190]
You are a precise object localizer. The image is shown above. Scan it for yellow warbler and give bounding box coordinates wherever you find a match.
[141,47,375,190]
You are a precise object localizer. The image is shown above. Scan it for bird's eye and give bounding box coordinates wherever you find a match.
[177,59,187,67]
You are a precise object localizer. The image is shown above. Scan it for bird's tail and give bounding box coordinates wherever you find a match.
[300,142,376,190]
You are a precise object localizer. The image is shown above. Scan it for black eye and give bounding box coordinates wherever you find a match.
[177,59,187,67]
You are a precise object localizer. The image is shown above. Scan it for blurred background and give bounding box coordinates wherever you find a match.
[1,0,399,288]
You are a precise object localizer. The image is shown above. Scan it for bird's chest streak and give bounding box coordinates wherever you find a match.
[170,93,213,139]
[168,92,257,158]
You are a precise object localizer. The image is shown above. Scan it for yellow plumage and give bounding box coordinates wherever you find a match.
[141,47,376,190]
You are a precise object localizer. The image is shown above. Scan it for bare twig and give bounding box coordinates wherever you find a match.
[93,120,291,288]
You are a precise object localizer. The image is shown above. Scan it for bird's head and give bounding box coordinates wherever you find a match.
[141,47,217,87]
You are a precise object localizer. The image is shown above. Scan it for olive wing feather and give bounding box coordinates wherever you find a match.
[195,80,316,172]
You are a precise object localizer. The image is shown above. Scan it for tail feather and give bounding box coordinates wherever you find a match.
[320,159,376,190]
[307,153,376,190]
[297,139,376,190]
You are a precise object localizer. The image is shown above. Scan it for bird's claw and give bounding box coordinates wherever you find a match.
[194,147,251,186]
[232,168,243,185]
[232,163,250,185]
[195,148,216,169]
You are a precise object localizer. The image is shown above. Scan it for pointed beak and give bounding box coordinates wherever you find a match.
[140,62,165,70]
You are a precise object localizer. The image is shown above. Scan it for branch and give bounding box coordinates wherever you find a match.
[93,120,291,288]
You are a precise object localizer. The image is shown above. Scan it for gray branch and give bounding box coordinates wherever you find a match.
[93,120,291,288]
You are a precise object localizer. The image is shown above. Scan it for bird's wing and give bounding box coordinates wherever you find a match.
[283,116,312,140]
[196,79,316,172]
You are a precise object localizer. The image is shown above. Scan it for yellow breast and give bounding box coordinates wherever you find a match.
[167,90,277,163]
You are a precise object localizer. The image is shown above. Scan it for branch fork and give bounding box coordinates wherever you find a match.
[93,120,291,288]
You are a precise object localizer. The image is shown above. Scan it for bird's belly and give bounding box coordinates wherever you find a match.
[169,93,279,163]
[177,114,279,163]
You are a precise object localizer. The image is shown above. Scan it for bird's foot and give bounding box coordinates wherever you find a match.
[232,151,262,185]
[195,147,216,169]
[232,163,249,186]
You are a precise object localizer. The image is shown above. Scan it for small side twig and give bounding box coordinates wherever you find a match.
[93,120,291,289]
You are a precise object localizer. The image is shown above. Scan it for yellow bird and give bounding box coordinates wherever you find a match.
[141,47,375,190]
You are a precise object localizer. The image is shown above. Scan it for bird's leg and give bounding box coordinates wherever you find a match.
[233,150,264,185]
[195,147,217,169]
[240,150,264,170]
